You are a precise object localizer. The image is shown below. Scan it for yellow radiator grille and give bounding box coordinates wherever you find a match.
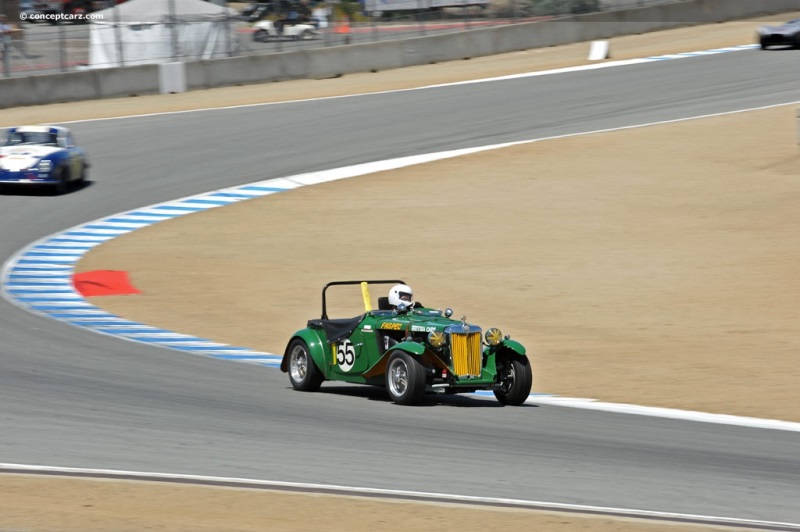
[450,332,482,377]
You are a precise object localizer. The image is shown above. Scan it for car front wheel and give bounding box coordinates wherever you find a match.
[53,167,69,195]
[385,351,425,405]
[493,357,532,406]
[287,339,323,391]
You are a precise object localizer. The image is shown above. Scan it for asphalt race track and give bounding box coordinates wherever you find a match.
[1,48,800,526]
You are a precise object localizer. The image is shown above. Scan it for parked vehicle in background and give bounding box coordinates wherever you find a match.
[252,18,318,41]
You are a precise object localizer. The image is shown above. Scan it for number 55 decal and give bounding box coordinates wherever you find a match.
[336,339,355,372]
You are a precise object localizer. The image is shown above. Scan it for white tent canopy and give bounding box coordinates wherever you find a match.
[89,0,238,68]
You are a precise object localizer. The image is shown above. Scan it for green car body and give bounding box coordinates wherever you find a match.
[280,280,533,405]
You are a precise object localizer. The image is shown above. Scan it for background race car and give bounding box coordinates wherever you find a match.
[0,126,89,194]
[757,18,800,49]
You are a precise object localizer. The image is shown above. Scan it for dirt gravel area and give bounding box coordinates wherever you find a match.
[2,13,799,532]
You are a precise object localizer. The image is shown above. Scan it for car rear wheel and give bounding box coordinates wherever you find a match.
[287,339,323,391]
[493,357,532,406]
[253,29,269,42]
[385,351,425,405]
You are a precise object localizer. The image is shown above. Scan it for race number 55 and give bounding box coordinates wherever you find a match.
[336,339,355,372]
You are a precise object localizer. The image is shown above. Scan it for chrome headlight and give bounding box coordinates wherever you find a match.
[36,159,52,172]
[485,328,503,346]
[428,331,446,349]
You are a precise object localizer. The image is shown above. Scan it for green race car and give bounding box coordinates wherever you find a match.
[280,280,533,406]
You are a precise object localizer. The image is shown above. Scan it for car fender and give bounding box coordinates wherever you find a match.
[362,341,425,379]
[390,340,426,356]
[499,339,526,357]
[280,328,326,373]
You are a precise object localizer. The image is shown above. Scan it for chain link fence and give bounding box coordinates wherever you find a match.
[0,0,692,78]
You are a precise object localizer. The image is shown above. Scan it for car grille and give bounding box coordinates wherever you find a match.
[450,332,482,377]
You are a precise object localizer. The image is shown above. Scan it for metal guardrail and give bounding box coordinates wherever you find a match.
[0,0,718,78]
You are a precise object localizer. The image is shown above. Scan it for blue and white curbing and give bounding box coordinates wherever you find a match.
[1,182,312,369]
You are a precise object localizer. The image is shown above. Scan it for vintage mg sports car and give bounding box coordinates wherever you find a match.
[280,280,533,405]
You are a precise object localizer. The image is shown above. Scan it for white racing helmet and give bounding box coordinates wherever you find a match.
[388,284,413,308]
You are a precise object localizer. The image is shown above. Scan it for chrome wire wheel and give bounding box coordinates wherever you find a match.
[287,339,323,392]
[385,351,425,405]
[387,357,409,398]
[289,345,308,384]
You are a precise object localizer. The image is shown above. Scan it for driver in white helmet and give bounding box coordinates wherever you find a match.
[388,283,415,310]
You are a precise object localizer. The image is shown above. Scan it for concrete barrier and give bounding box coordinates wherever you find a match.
[1,0,798,109]
[0,65,159,107]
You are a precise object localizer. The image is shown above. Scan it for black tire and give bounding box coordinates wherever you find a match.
[287,339,323,391]
[759,37,768,50]
[253,29,268,43]
[53,167,69,195]
[385,351,426,405]
[78,162,87,184]
[299,29,314,41]
[493,357,532,406]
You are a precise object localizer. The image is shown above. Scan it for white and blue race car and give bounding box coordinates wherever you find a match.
[0,126,89,194]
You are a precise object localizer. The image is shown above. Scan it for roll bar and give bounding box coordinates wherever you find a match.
[321,279,405,319]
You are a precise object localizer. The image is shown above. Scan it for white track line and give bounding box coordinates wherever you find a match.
[1,463,799,530]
